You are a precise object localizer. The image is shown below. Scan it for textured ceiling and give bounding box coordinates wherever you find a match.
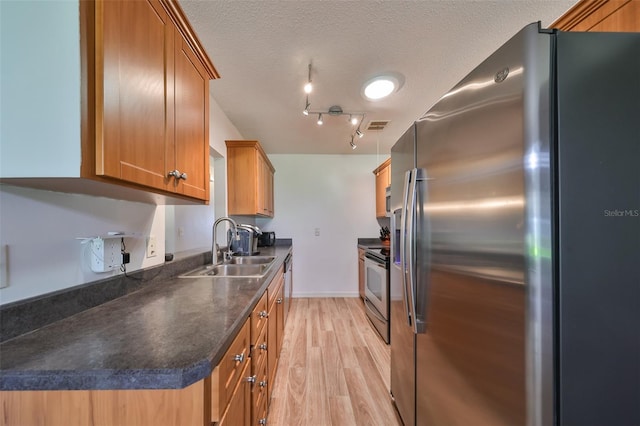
[179,0,576,155]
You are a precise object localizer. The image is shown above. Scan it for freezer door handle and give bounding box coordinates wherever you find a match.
[400,169,413,327]
[412,168,429,334]
[406,169,419,333]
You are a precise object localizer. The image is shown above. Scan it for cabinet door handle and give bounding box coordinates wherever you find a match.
[259,343,267,350]
[276,298,283,304]
[258,419,267,425]
[179,172,188,180]
[246,375,257,383]
[167,169,182,179]
[233,353,245,363]
[258,310,268,318]
[259,380,267,388]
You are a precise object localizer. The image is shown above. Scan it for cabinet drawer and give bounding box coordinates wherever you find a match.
[251,291,268,345]
[212,319,250,422]
[251,316,268,375]
[251,353,269,426]
[267,267,284,310]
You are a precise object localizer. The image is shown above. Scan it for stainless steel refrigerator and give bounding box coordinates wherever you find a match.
[390,23,639,426]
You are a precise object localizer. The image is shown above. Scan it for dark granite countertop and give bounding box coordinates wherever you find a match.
[0,245,292,391]
[357,237,390,250]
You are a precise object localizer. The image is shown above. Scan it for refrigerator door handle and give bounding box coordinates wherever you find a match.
[400,169,413,327]
[412,168,429,334]
[406,168,419,334]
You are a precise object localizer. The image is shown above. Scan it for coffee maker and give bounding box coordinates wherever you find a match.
[229,224,262,256]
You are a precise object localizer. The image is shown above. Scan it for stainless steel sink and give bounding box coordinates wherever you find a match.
[179,258,275,278]
[228,256,275,265]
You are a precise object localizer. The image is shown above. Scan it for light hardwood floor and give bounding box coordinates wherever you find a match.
[268,298,403,426]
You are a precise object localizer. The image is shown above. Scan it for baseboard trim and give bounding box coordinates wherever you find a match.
[291,292,359,298]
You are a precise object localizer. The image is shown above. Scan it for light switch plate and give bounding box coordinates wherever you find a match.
[0,244,8,288]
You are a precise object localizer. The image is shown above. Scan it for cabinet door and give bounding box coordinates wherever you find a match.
[375,164,390,218]
[358,249,365,299]
[98,0,172,192]
[266,165,274,216]
[218,360,251,426]
[256,154,266,215]
[173,34,210,200]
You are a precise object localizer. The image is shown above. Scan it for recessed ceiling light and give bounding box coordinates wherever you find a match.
[362,75,399,101]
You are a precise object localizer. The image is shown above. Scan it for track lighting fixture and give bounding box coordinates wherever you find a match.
[300,63,368,149]
[304,63,313,94]
[303,97,310,116]
[350,135,357,150]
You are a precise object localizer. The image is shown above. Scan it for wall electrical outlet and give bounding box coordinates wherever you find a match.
[314,228,320,237]
[90,237,120,273]
[146,236,157,258]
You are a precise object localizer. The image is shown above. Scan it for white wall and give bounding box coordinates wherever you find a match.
[0,0,381,302]
[257,154,382,297]
[0,0,81,178]
[0,89,241,305]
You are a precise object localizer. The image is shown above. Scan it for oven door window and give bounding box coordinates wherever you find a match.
[365,257,387,317]
[366,263,384,301]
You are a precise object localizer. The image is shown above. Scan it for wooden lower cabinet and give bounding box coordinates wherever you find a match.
[211,320,251,423]
[358,248,365,299]
[217,360,251,426]
[0,262,290,426]
[0,380,208,426]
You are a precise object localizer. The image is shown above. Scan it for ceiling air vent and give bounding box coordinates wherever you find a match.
[366,120,390,131]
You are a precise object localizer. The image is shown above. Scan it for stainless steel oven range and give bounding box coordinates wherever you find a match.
[364,247,390,344]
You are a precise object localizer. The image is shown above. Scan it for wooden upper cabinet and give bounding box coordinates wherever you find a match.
[551,0,639,32]
[173,34,210,200]
[92,0,217,202]
[373,158,391,218]
[98,0,172,191]
[226,140,275,217]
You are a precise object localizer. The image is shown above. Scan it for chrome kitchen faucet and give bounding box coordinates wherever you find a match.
[212,217,239,264]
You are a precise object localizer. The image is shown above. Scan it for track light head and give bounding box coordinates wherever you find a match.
[317,113,323,125]
[303,99,310,116]
[356,128,364,138]
[350,136,357,150]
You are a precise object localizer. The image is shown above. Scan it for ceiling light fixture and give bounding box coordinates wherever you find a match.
[304,63,313,94]
[300,63,369,150]
[362,75,400,101]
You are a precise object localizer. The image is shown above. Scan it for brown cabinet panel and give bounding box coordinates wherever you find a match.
[373,158,391,218]
[98,0,171,192]
[0,381,207,426]
[174,35,210,200]
[87,0,216,202]
[227,140,275,217]
[213,320,251,422]
[251,291,269,346]
[358,248,365,299]
[551,0,639,32]
[218,360,251,426]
